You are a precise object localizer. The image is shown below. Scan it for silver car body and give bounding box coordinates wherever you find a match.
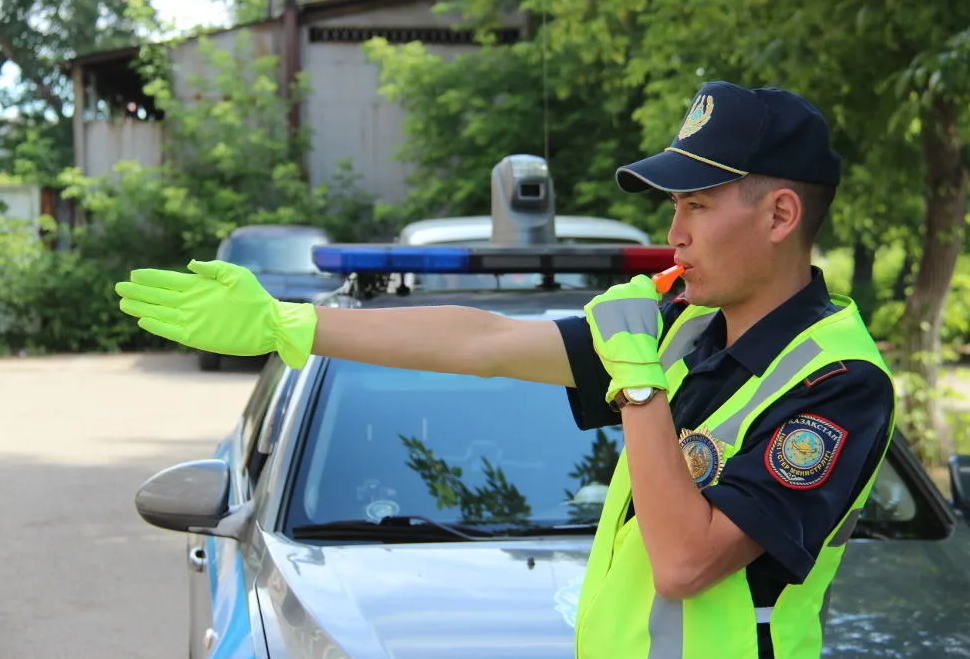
[396,215,653,246]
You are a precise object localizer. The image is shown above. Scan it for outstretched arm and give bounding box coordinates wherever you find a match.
[311,305,575,386]
[116,259,575,386]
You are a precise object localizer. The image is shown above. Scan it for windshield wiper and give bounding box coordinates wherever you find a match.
[291,515,500,542]
[500,522,599,536]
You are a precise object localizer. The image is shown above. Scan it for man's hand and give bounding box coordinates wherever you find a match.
[583,274,667,402]
[115,260,318,369]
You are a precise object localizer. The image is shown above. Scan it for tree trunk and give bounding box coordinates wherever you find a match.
[851,239,876,325]
[892,250,913,302]
[898,97,967,466]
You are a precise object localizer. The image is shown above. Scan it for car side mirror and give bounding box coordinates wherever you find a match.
[135,459,251,540]
[949,454,970,518]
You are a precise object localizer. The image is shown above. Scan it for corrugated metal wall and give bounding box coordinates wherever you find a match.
[81,121,165,179]
[170,22,285,103]
[300,4,525,204]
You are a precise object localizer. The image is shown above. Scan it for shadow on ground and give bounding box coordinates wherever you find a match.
[0,436,227,659]
[131,350,268,376]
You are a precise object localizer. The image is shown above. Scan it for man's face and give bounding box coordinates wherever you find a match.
[666,181,776,309]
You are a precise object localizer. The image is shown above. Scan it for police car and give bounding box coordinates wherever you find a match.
[134,156,970,659]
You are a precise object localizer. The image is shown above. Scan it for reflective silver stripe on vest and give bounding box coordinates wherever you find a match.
[710,339,823,446]
[660,310,718,370]
[589,298,660,342]
[647,598,773,659]
[648,596,683,659]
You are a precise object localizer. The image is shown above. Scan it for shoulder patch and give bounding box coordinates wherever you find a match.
[764,414,848,489]
[803,361,848,388]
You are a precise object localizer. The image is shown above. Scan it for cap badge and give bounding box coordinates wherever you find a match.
[678,94,714,140]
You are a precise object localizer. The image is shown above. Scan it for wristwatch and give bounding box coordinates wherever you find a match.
[612,386,657,411]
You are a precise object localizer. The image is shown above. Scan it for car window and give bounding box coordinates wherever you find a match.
[246,366,299,492]
[854,437,951,540]
[286,360,622,531]
[219,231,329,275]
[240,357,287,492]
[860,459,917,522]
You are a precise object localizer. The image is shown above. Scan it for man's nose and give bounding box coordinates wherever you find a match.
[667,211,689,248]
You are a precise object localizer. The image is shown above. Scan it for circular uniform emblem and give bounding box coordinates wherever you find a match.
[678,427,724,489]
[782,429,825,469]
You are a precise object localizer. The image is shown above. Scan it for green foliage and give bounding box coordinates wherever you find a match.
[0,214,153,354]
[0,0,158,181]
[1,28,381,354]
[226,0,270,24]
[361,36,662,234]
[862,254,970,349]
[62,31,381,257]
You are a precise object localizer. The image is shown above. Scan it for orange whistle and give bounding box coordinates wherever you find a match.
[652,264,685,294]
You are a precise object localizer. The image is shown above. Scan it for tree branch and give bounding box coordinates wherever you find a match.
[0,31,67,119]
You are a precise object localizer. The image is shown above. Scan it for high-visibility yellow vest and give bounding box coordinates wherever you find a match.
[575,296,895,659]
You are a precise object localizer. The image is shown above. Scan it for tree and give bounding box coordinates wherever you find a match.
[372,0,970,465]
[0,0,156,182]
[362,35,662,236]
[223,0,271,24]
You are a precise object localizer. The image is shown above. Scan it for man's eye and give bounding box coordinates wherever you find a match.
[688,202,704,210]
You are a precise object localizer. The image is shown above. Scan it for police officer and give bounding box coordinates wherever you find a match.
[115,81,896,659]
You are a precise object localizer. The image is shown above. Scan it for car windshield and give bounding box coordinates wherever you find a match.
[221,232,327,274]
[287,359,622,534]
[411,238,645,291]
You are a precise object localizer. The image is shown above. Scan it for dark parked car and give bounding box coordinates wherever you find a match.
[198,225,340,371]
[134,243,970,659]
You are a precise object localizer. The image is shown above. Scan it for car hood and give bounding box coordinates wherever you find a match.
[253,272,340,302]
[254,527,970,659]
[255,533,591,659]
[823,526,970,658]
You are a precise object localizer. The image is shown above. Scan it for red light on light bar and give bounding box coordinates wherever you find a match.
[621,246,677,274]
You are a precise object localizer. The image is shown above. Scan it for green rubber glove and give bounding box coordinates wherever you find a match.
[115,259,318,370]
[583,274,668,403]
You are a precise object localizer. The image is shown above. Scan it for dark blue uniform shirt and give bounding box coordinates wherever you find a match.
[554,267,895,609]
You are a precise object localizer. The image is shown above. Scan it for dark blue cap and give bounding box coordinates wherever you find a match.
[616,81,842,193]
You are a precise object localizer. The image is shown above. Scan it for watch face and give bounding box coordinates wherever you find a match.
[625,386,655,403]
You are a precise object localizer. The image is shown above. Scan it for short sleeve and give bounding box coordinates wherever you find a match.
[701,359,895,583]
[553,300,687,431]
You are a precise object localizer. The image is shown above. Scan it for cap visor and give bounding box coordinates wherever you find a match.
[616,150,744,194]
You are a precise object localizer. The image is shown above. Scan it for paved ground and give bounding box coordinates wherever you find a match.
[0,351,261,659]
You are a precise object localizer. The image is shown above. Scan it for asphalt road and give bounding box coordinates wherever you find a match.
[0,351,261,659]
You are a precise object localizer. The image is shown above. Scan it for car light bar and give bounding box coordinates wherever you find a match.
[313,244,676,275]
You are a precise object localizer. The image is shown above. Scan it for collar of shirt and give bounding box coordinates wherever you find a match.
[690,266,836,377]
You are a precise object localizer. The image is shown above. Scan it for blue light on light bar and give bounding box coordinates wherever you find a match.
[313,244,677,275]
[314,246,470,274]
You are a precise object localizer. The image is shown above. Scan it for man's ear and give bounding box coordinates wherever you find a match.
[768,188,802,244]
